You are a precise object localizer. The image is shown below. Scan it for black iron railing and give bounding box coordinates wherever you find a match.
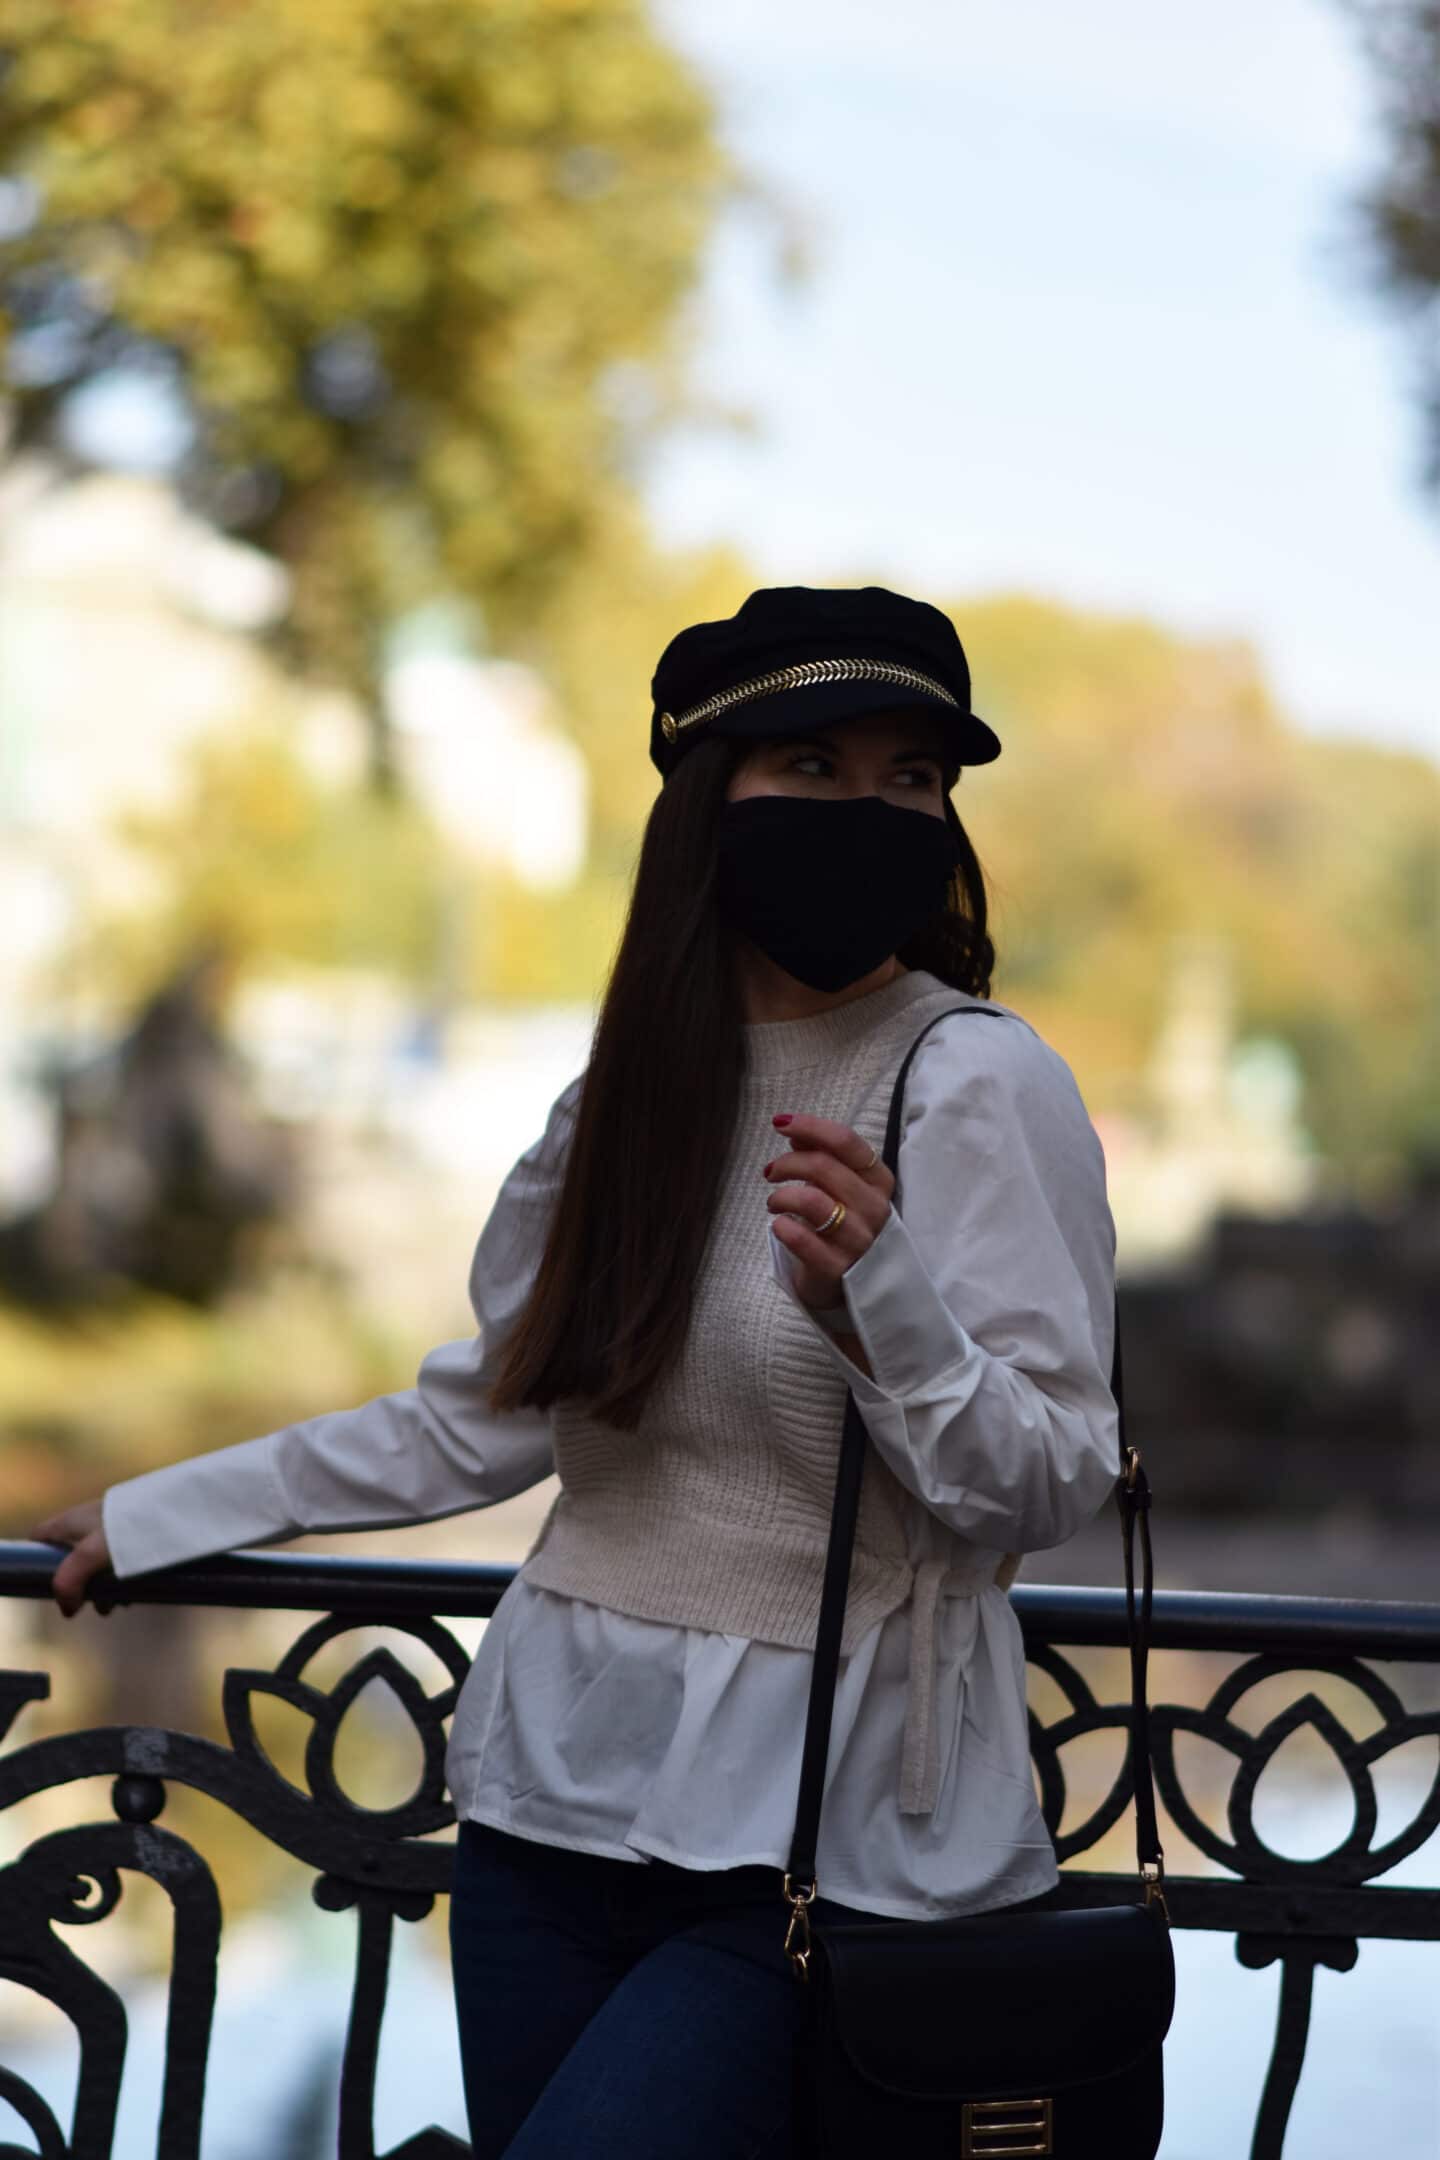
[2,1543,1437,2159]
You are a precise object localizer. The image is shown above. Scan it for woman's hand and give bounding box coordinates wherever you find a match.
[31,1499,112,1618]
[762,1113,895,1312]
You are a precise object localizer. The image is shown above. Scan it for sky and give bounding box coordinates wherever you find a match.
[646,0,1439,763]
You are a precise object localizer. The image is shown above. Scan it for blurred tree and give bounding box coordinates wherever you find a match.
[0,0,730,764]
[939,594,1440,1188]
[523,507,755,860]
[1346,1,1440,493]
[0,938,299,1311]
[60,709,452,1000]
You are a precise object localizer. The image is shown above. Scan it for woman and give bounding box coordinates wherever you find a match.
[35,584,1122,2159]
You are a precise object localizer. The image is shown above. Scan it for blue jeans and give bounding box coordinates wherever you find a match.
[448,1820,1059,2157]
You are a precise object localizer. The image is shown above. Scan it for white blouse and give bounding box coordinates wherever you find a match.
[101,984,1121,1920]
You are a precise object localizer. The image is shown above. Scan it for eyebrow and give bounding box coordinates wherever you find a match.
[776,733,944,763]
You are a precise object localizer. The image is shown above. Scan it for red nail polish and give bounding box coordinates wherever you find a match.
[772,1114,793,1128]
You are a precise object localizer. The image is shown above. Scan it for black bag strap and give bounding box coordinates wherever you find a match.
[782,1006,1164,1942]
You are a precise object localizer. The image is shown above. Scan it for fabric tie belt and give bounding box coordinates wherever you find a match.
[898,1553,1005,1815]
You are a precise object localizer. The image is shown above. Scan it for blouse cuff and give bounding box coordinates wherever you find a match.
[101,1433,296,1581]
[837,1205,982,1397]
[767,1210,980,1403]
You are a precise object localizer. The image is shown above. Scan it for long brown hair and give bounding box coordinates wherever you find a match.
[486,738,995,1429]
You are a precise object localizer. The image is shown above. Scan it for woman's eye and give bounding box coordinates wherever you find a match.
[784,755,940,787]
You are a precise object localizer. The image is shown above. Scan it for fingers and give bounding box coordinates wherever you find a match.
[767,1179,869,1252]
[771,1114,892,1192]
[768,1205,860,1303]
[763,1116,894,1311]
[51,1547,88,1617]
[51,1534,109,1617]
[32,1498,103,1545]
[763,1149,891,1240]
[50,1551,84,1618]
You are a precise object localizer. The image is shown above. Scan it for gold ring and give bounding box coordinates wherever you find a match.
[816,1200,846,1238]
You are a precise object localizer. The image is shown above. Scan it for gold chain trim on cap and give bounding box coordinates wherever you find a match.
[658,657,960,743]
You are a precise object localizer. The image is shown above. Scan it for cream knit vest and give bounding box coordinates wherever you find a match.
[522,969,1016,1688]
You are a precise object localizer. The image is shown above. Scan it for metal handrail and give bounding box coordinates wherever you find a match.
[6,1540,1440,1657]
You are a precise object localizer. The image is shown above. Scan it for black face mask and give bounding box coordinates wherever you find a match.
[715,793,963,993]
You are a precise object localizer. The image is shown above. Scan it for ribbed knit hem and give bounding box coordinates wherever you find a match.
[522,1503,914,1657]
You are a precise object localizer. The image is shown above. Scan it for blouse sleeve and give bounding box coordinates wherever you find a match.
[769,1009,1120,1552]
[100,1073,585,1580]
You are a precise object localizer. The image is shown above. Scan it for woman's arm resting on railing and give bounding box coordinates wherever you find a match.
[95,1336,557,1581]
[771,1012,1119,1552]
[34,1073,586,1596]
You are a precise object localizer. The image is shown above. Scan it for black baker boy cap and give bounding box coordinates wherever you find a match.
[649,584,1002,781]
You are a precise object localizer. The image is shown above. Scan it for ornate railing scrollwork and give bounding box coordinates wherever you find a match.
[1,1546,1437,2160]
[1151,1654,1440,1885]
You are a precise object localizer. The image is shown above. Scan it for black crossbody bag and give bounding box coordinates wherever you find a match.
[783,1006,1175,2160]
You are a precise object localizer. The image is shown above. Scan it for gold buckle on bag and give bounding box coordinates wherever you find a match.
[782,1873,815,1982]
[1142,1856,1170,1921]
[960,2096,1053,2155]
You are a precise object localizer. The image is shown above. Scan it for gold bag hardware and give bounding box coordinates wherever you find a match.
[959,2095,1054,2157]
